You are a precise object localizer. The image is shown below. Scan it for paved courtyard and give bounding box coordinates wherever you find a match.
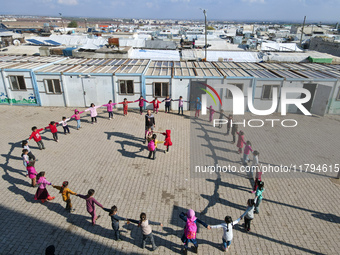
[0,105,339,255]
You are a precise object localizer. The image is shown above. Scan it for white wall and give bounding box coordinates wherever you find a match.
[36,74,65,107]
[2,71,37,104]
[219,79,252,114]
[145,77,171,111]
[0,71,7,104]
[328,80,340,115]
[279,80,304,114]
[253,80,282,112]
[115,75,141,109]
[171,78,190,111]
[63,75,86,107]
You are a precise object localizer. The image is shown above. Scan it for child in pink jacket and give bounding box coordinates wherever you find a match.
[207,105,215,122]
[135,96,148,115]
[71,109,84,130]
[103,100,117,119]
[85,103,102,124]
[34,172,55,203]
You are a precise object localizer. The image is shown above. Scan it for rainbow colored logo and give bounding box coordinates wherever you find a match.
[199,82,222,106]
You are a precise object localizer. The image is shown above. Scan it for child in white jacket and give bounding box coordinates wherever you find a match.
[209,215,241,252]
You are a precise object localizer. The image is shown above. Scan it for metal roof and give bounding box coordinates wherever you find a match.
[146,61,172,76]
[0,55,339,80]
[292,70,337,79]
[244,69,281,78]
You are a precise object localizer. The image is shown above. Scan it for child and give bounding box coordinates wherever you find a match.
[251,150,260,182]
[145,110,155,143]
[103,100,117,119]
[45,121,59,142]
[34,172,55,203]
[173,96,185,115]
[22,149,29,172]
[25,156,37,187]
[243,141,253,165]
[162,95,172,113]
[71,109,84,130]
[252,152,262,193]
[145,127,153,143]
[236,130,245,154]
[226,115,233,135]
[134,96,148,115]
[103,205,129,241]
[53,181,77,212]
[179,209,209,254]
[231,123,238,144]
[77,189,104,226]
[254,181,265,214]
[218,109,225,128]
[161,130,172,153]
[150,97,161,114]
[195,97,201,118]
[241,199,255,232]
[118,98,133,116]
[209,215,241,252]
[147,134,163,160]
[207,105,215,122]
[29,126,45,150]
[59,117,71,135]
[22,140,35,161]
[129,212,162,251]
[85,103,102,124]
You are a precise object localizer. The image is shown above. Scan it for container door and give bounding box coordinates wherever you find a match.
[82,78,97,107]
[310,84,332,116]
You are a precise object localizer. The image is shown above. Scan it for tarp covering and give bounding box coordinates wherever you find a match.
[202,50,261,62]
[130,49,180,61]
[261,42,302,52]
[26,35,107,49]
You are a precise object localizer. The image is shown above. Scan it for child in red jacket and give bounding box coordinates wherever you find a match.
[118,98,133,116]
[161,130,172,153]
[150,97,162,114]
[45,121,59,142]
[28,126,45,150]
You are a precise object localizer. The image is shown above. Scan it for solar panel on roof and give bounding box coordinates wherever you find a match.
[44,40,61,46]
[26,39,46,45]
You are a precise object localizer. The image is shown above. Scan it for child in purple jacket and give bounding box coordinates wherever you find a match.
[135,96,148,115]
[77,189,104,226]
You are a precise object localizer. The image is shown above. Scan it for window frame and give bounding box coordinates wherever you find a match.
[261,85,280,100]
[226,84,244,99]
[153,82,169,98]
[9,75,27,91]
[44,79,62,94]
[118,80,135,95]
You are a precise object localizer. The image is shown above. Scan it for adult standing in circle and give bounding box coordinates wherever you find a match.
[144,110,155,144]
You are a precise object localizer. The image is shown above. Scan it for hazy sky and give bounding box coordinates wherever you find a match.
[1,0,339,22]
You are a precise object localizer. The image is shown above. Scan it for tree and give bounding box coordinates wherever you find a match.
[206,26,215,30]
[68,21,78,28]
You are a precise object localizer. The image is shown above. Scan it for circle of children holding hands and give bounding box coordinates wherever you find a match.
[22,95,265,253]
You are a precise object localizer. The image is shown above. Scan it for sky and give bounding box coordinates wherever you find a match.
[1,0,340,22]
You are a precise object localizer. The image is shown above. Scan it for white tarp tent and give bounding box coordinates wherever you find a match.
[130,49,180,61]
[261,42,303,52]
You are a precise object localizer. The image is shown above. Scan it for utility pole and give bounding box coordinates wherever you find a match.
[200,8,207,61]
[84,18,87,33]
[300,16,306,46]
[59,13,65,34]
